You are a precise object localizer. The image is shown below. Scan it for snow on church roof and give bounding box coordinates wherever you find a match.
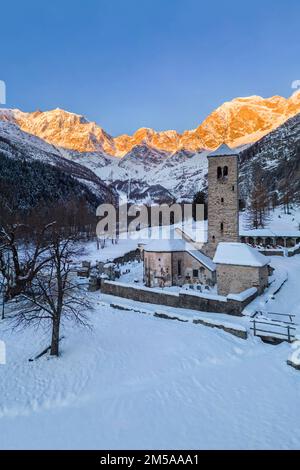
[213,242,270,267]
[208,144,238,157]
[186,247,216,271]
[144,239,186,253]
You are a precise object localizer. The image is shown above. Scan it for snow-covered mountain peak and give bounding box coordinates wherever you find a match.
[1,91,299,157]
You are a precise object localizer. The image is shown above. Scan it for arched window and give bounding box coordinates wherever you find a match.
[220,222,224,232]
[223,166,228,177]
[217,166,222,179]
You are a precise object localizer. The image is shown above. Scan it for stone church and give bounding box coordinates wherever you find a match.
[143,144,270,296]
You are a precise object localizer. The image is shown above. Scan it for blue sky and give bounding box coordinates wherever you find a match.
[1,0,299,135]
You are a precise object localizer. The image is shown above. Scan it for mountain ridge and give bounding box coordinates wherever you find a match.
[1,91,299,156]
[0,110,299,206]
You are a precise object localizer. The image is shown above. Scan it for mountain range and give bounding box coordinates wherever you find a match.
[1,91,300,155]
[0,91,299,207]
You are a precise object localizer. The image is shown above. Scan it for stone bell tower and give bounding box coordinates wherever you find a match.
[206,144,239,258]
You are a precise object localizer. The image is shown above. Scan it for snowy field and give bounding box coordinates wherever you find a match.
[0,253,300,450]
[0,207,300,450]
[240,206,300,235]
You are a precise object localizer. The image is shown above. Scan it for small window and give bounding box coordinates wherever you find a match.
[232,185,235,192]
[158,258,161,262]
[217,166,222,179]
[220,222,224,232]
[212,235,215,241]
[200,267,205,273]
[221,197,224,203]
[193,269,199,278]
[178,260,182,276]
[223,166,228,177]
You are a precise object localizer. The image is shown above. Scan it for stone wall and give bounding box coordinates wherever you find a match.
[101,280,179,308]
[101,280,258,316]
[206,154,239,258]
[216,264,269,296]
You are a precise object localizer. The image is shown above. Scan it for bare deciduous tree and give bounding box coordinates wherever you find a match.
[0,221,56,300]
[13,232,91,356]
[0,250,13,320]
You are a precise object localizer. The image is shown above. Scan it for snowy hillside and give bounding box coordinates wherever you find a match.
[239,113,300,202]
[0,121,116,209]
[240,206,300,234]
[90,147,209,202]
[0,252,300,449]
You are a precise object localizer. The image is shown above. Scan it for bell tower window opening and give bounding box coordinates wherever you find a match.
[223,166,228,177]
[217,166,222,179]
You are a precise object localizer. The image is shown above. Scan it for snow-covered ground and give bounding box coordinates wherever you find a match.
[1,207,300,450]
[240,206,300,237]
[0,252,300,450]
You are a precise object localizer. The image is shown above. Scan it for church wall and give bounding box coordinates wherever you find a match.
[144,251,172,287]
[216,264,269,296]
[144,250,216,288]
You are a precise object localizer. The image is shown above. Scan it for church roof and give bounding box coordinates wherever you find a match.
[186,247,216,271]
[144,239,186,253]
[213,242,270,267]
[208,144,238,157]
